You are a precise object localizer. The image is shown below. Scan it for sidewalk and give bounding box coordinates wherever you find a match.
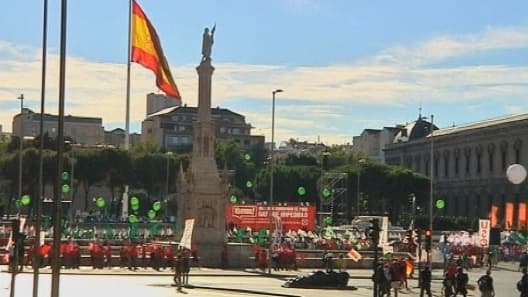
[3,265,446,280]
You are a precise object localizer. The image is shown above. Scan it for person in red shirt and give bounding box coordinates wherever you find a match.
[39,241,51,268]
[60,241,69,269]
[127,241,138,271]
[104,241,112,268]
[164,245,174,270]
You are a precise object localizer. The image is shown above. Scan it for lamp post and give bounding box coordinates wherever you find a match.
[429,115,434,232]
[429,114,434,270]
[17,94,24,216]
[357,159,364,217]
[268,88,283,274]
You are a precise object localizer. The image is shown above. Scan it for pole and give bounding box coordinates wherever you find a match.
[17,94,24,215]
[357,160,363,217]
[51,1,67,296]
[429,114,434,269]
[33,1,48,295]
[268,89,282,274]
[122,0,133,220]
[125,0,132,151]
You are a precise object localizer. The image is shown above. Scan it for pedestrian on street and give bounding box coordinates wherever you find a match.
[477,269,494,297]
[454,266,469,297]
[518,267,528,297]
[443,272,455,297]
[173,254,183,292]
[182,250,190,286]
[419,266,432,297]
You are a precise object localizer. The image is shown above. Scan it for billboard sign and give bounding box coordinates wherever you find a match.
[225,204,316,231]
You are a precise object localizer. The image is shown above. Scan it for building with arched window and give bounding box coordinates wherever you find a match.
[383,114,528,230]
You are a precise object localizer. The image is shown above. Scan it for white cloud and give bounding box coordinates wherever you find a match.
[1,26,528,143]
[371,27,528,66]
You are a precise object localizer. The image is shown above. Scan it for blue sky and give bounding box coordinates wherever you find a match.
[1,0,528,145]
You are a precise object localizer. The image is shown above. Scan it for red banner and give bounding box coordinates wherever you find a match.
[225,204,316,231]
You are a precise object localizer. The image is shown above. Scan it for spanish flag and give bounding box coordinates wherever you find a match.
[131,0,181,100]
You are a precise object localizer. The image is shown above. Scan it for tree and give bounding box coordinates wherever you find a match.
[75,149,106,211]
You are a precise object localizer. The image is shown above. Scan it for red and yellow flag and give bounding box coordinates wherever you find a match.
[131,0,181,100]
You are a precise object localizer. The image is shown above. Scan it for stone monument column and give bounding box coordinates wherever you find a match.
[176,27,227,267]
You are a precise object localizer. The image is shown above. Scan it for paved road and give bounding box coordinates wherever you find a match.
[0,263,523,297]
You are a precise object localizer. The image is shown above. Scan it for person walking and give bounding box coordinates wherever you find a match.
[477,269,494,297]
[518,267,528,297]
[182,250,190,286]
[419,266,432,297]
[454,267,469,297]
[173,254,183,292]
[443,272,455,297]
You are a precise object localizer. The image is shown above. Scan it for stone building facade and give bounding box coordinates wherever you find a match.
[384,114,528,229]
[141,106,264,151]
[12,108,104,145]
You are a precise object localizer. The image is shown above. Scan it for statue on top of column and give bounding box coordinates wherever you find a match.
[201,25,216,62]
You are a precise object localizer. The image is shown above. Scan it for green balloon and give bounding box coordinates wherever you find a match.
[148,209,156,220]
[21,195,31,206]
[130,196,139,206]
[246,181,253,188]
[436,199,445,209]
[297,186,306,196]
[96,197,105,208]
[229,195,237,204]
[322,188,332,199]
[131,203,139,211]
[128,214,138,224]
[244,154,251,161]
[62,184,70,193]
[153,201,161,211]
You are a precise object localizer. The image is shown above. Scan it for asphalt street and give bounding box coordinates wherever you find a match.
[0,262,523,297]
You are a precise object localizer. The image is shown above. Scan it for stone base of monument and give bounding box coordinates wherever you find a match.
[282,271,356,289]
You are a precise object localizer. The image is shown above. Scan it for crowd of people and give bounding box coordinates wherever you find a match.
[6,238,198,274]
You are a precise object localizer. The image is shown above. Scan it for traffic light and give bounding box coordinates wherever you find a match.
[61,171,70,194]
[367,218,381,245]
[406,229,413,243]
[425,228,432,252]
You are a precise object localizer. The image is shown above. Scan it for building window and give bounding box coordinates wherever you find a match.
[476,153,481,174]
[489,152,494,172]
[454,155,459,175]
[464,147,471,175]
[219,127,226,133]
[171,116,179,121]
[232,128,240,135]
[444,157,449,177]
[178,126,185,132]
[514,139,522,164]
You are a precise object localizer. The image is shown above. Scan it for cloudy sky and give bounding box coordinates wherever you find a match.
[1,0,528,145]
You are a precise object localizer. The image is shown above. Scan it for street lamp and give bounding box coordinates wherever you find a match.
[17,94,24,217]
[429,115,434,232]
[268,88,283,274]
[357,159,365,217]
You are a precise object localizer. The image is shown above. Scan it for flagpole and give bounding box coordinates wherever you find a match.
[122,0,133,220]
[33,0,48,296]
[125,0,132,151]
[51,0,68,296]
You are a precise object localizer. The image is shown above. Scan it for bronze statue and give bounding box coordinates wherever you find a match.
[201,25,215,62]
